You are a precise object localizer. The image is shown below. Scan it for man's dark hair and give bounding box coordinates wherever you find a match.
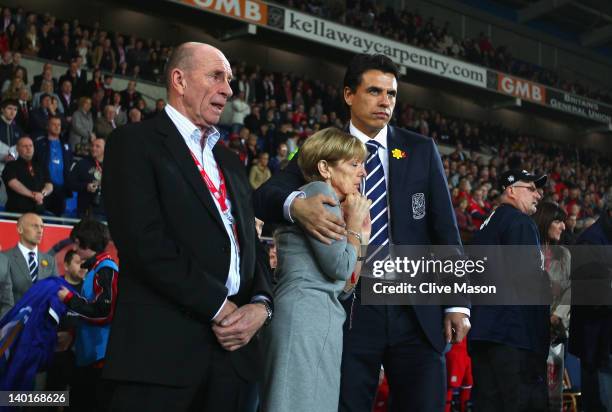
[64,250,78,265]
[71,219,110,253]
[1,99,18,110]
[48,114,62,124]
[343,53,399,92]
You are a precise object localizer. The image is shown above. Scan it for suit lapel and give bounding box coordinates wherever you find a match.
[157,113,225,232]
[215,148,247,256]
[386,126,412,242]
[10,247,31,285]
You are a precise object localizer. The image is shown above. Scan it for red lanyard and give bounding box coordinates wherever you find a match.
[189,151,240,248]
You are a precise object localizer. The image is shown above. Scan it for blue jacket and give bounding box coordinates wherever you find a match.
[469,204,550,354]
[75,258,118,366]
[0,277,75,390]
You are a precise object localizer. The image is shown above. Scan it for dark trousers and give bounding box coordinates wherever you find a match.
[470,341,548,412]
[69,365,105,412]
[339,296,446,412]
[44,186,66,216]
[101,344,256,412]
[581,361,609,412]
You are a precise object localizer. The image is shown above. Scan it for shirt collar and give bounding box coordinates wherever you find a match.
[165,104,220,150]
[349,121,388,149]
[18,242,37,255]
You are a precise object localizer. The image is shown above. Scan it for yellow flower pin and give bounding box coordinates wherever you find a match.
[41,259,48,267]
[391,148,407,159]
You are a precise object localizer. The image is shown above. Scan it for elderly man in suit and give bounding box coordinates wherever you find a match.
[4,213,56,304]
[254,53,470,411]
[101,42,273,411]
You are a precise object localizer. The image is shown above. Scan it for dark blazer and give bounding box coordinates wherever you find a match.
[102,111,273,387]
[253,125,463,353]
[33,136,73,196]
[569,211,612,366]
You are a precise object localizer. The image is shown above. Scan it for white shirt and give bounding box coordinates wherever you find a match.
[17,242,38,267]
[165,104,240,318]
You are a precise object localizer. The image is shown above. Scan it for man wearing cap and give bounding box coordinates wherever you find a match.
[469,169,550,412]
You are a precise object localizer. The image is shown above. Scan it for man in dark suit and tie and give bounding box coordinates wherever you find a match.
[4,212,57,305]
[101,42,273,412]
[254,53,470,411]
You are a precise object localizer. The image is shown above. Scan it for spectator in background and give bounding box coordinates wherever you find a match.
[120,80,140,111]
[0,99,22,167]
[4,213,57,306]
[110,92,127,126]
[32,80,63,112]
[86,68,103,97]
[95,104,117,139]
[31,93,64,137]
[455,197,476,234]
[231,90,250,132]
[268,142,288,174]
[532,202,570,412]
[145,98,165,120]
[249,151,271,189]
[92,38,116,73]
[127,107,141,123]
[54,34,72,63]
[10,53,27,84]
[14,87,30,133]
[34,115,72,216]
[101,74,114,106]
[468,187,491,228]
[68,137,105,219]
[31,63,56,93]
[1,135,52,214]
[69,96,95,153]
[22,23,39,55]
[59,59,87,98]
[57,219,118,411]
[45,249,86,397]
[561,213,577,245]
[470,170,550,412]
[58,79,78,118]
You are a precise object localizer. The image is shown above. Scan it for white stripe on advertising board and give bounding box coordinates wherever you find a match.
[283,10,487,88]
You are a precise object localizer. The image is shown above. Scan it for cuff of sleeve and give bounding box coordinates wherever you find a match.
[251,294,273,312]
[283,191,306,223]
[445,307,470,317]
[211,297,229,321]
[62,291,74,304]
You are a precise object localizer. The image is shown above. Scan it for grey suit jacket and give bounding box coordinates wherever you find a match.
[4,246,57,304]
[0,253,12,317]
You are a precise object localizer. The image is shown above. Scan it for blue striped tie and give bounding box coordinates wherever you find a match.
[28,251,38,283]
[365,141,390,264]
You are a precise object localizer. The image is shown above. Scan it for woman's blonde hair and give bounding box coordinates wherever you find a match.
[297,127,367,182]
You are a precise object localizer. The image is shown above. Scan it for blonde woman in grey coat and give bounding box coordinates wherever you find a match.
[262,128,371,412]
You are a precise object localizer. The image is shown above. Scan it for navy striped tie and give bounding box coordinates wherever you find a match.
[364,141,390,264]
[28,251,38,283]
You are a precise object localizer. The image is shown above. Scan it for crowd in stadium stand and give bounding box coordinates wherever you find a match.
[0,4,610,244]
[276,0,612,105]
